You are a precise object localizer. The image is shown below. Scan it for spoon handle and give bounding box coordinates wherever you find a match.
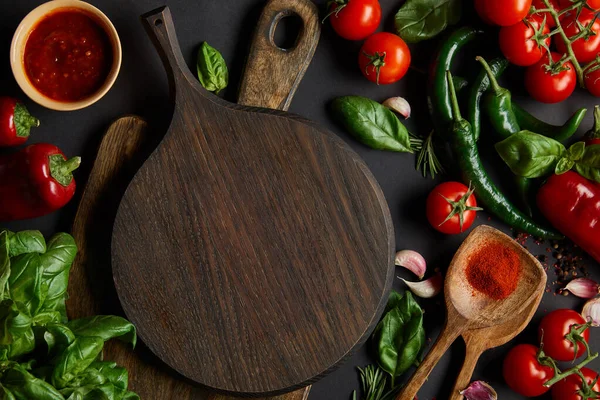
[395,317,465,400]
[448,342,485,400]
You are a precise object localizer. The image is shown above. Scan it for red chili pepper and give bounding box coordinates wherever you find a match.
[0,143,80,221]
[585,105,600,146]
[0,97,40,147]
[537,171,600,263]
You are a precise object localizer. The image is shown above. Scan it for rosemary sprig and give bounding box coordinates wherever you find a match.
[416,130,444,179]
[351,365,401,400]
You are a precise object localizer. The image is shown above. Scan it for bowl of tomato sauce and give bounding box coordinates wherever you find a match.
[10,0,121,111]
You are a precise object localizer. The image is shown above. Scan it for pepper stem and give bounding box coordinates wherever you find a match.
[446,70,462,120]
[49,155,81,187]
[13,103,40,138]
[363,51,386,85]
[476,56,502,94]
[592,105,600,139]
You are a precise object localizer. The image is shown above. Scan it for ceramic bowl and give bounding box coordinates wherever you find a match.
[10,0,122,111]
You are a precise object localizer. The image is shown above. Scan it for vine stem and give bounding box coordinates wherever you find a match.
[540,0,586,87]
[544,351,598,386]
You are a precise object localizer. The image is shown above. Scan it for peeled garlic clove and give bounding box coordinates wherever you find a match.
[395,250,426,279]
[460,381,497,400]
[383,97,411,119]
[400,273,442,299]
[582,297,600,327]
[564,278,600,299]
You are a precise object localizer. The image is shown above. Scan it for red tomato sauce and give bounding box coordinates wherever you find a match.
[24,8,113,102]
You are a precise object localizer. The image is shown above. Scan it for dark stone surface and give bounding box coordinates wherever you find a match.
[0,1,598,399]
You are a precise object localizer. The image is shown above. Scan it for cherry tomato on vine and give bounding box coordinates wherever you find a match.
[358,32,410,84]
[585,68,600,96]
[525,52,577,103]
[425,182,480,235]
[532,0,561,27]
[538,309,590,361]
[559,0,600,11]
[500,16,551,66]
[551,367,600,400]
[503,344,555,397]
[327,0,381,41]
[556,9,600,63]
[474,0,532,26]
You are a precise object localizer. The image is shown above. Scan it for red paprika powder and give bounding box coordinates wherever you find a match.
[466,241,521,299]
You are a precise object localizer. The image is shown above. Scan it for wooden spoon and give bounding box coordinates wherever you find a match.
[396,225,546,400]
[448,290,544,400]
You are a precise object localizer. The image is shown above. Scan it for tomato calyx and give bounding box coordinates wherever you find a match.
[573,369,600,400]
[437,183,482,232]
[529,17,553,52]
[361,50,387,85]
[545,52,574,74]
[565,320,594,361]
[322,0,349,23]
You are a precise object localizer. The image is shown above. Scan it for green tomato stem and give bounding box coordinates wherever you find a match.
[544,352,598,387]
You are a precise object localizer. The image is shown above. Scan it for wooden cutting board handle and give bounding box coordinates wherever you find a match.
[238,0,320,110]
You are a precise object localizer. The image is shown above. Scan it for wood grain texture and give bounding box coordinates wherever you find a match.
[111,5,394,397]
[237,0,319,111]
[448,291,543,400]
[396,226,546,400]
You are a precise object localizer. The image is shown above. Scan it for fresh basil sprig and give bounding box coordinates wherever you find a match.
[372,291,425,387]
[196,42,229,94]
[331,96,418,153]
[495,131,600,182]
[395,0,462,43]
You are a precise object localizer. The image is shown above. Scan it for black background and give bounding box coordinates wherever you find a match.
[1,0,600,399]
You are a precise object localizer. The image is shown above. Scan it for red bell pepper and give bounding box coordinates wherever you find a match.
[0,97,40,147]
[585,105,600,146]
[537,171,600,263]
[0,143,80,221]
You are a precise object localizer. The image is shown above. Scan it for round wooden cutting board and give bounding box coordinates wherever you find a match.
[111,3,395,397]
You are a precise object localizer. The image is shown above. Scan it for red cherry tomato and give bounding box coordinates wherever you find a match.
[426,182,479,235]
[559,0,600,10]
[556,9,600,63]
[525,52,577,103]
[328,0,381,41]
[551,368,600,400]
[504,344,555,397]
[538,309,590,361]
[475,0,532,26]
[500,16,551,66]
[585,67,600,96]
[358,32,410,84]
[532,0,561,27]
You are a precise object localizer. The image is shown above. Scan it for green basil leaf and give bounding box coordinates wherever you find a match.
[372,291,425,380]
[0,385,16,400]
[575,144,600,183]
[196,42,229,94]
[120,391,140,400]
[7,231,46,258]
[67,316,136,348]
[555,157,575,175]
[568,141,586,161]
[51,337,104,389]
[2,364,64,400]
[331,96,413,153]
[63,387,110,400]
[39,234,77,321]
[0,232,10,300]
[395,0,462,43]
[33,311,62,326]
[495,130,567,178]
[0,300,34,359]
[8,254,45,316]
[42,323,76,358]
[89,362,127,390]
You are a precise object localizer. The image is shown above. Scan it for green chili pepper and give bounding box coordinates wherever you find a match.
[446,70,562,239]
[467,57,509,142]
[511,104,587,143]
[429,27,483,137]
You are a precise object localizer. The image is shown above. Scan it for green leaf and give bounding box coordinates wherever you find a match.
[41,323,76,358]
[7,231,46,258]
[0,232,11,300]
[555,157,575,175]
[395,0,462,43]
[0,299,35,359]
[38,234,77,321]
[51,337,104,389]
[196,42,229,94]
[0,385,16,400]
[67,316,136,348]
[8,254,45,316]
[89,362,127,390]
[495,130,567,178]
[372,291,425,381]
[568,142,586,161]
[575,144,600,183]
[331,96,413,153]
[2,364,64,400]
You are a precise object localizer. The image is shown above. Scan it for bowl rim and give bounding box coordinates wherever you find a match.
[10,0,122,112]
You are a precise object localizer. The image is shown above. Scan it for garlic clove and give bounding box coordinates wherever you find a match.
[564,278,600,299]
[400,273,442,299]
[459,381,497,400]
[395,250,426,279]
[383,97,411,119]
[582,297,600,327]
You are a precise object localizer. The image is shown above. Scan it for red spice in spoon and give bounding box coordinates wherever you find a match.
[466,241,521,299]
